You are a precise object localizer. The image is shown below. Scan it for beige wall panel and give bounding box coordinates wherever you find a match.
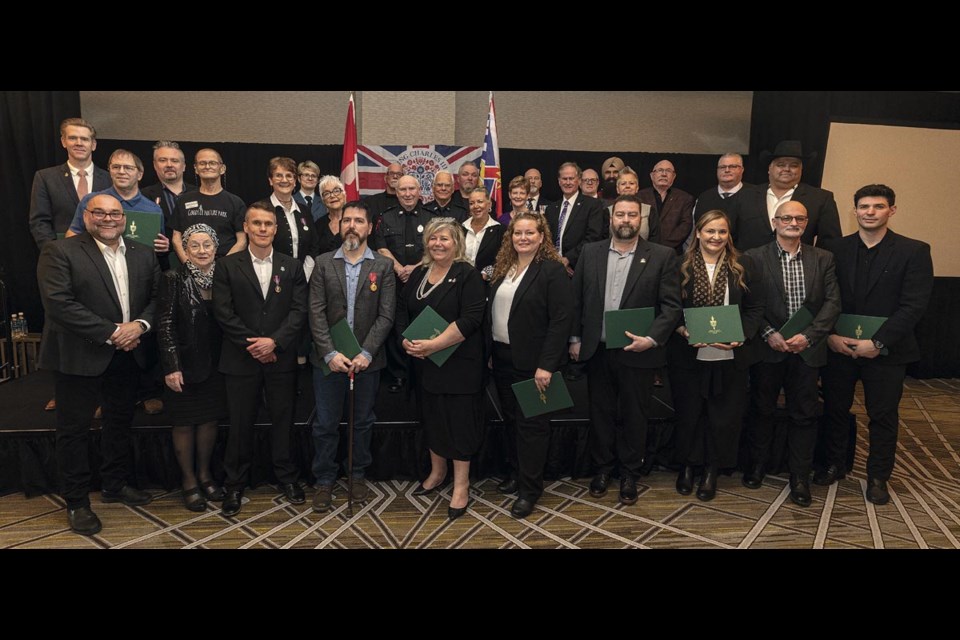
[822,122,953,276]
[359,91,457,145]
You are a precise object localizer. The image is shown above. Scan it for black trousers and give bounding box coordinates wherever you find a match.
[670,359,748,469]
[55,350,141,509]
[749,356,820,476]
[492,343,550,502]
[223,369,299,490]
[820,352,906,481]
[586,345,654,477]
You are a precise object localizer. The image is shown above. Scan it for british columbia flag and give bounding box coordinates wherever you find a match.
[358,144,481,202]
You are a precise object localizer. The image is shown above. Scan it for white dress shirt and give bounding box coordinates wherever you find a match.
[250,247,274,299]
[766,186,796,229]
[463,216,500,265]
[491,265,529,344]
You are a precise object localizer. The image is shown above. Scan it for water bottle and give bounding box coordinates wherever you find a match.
[17,313,27,336]
[10,314,21,339]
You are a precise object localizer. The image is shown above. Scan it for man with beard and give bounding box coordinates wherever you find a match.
[639,159,694,254]
[603,166,659,243]
[308,201,396,512]
[451,161,481,210]
[568,195,682,504]
[600,156,625,203]
[141,141,196,260]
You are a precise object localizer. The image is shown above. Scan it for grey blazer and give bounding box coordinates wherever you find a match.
[37,233,160,375]
[308,249,396,372]
[745,240,841,368]
[29,162,110,247]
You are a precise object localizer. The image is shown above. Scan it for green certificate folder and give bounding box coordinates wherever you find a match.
[604,307,655,349]
[683,305,745,344]
[401,305,459,367]
[320,318,363,376]
[835,314,889,355]
[511,373,574,418]
[779,306,814,339]
[123,210,161,246]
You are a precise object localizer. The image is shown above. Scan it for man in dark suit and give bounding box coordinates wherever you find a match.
[743,201,841,507]
[569,195,682,504]
[141,141,196,259]
[37,193,160,535]
[693,153,770,252]
[293,160,328,221]
[29,118,110,249]
[423,170,468,222]
[755,140,842,249]
[523,168,553,212]
[816,184,933,505]
[213,201,309,516]
[639,159,694,254]
[363,162,402,220]
[546,162,605,276]
[308,200,396,512]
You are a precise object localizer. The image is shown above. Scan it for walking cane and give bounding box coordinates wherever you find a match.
[346,369,356,516]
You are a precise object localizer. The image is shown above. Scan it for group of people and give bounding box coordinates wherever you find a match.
[30,118,933,536]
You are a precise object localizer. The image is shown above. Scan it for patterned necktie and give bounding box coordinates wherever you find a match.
[555,200,569,250]
[77,169,89,198]
[527,198,534,211]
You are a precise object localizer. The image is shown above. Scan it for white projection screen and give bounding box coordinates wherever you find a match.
[821,122,954,276]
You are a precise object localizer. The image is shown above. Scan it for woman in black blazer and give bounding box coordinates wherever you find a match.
[158,224,228,512]
[397,218,487,520]
[666,210,765,501]
[265,156,320,266]
[462,186,504,280]
[486,212,572,519]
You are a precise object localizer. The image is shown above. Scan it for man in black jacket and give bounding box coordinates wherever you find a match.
[546,162,605,276]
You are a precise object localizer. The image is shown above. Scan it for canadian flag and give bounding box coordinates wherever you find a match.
[340,93,360,201]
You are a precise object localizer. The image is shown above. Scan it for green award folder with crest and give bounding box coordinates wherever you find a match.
[511,373,574,419]
[320,318,363,376]
[683,305,745,344]
[604,307,655,349]
[779,306,817,363]
[835,314,889,355]
[401,305,459,367]
[123,210,161,246]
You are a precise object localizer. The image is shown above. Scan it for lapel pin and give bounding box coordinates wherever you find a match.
[273,275,281,294]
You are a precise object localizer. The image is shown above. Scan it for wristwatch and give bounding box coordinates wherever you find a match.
[872,339,884,351]
[135,320,149,333]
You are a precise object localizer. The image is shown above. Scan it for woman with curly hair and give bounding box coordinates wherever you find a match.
[667,210,765,501]
[486,212,573,519]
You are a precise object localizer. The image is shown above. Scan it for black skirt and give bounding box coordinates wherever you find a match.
[166,370,228,427]
[420,390,485,461]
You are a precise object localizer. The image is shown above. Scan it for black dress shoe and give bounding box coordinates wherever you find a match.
[696,466,718,502]
[200,480,226,502]
[639,457,654,477]
[222,490,242,517]
[281,482,306,505]
[388,378,405,393]
[789,474,812,507]
[589,473,611,498]
[619,475,638,505]
[497,478,518,494]
[865,477,890,505]
[102,485,152,506]
[676,466,695,496]
[742,464,765,490]
[812,464,845,486]
[67,506,102,536]
[510,497,536,519]
[448,498,472,521]
[412,476,448,496]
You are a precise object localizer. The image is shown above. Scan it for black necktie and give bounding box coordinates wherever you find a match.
[305,195,313,209]
[721,192,730,199]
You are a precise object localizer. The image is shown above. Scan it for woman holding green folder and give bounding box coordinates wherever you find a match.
[667,210,764,501]
[398,218,487,520]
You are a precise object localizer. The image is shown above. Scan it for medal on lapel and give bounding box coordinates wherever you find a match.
[369,272,378,292]
[273,274,281,294]
[301,216,309,232]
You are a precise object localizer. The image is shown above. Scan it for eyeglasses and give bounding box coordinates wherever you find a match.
[386,171,404,178]
[321,187,344,198]
[272,173,295,181]
[652,168,675,175]
[774,215,808,224]
[86,208,125,220]
[717,164,742,171]
[582,178,599,184]
[109,164,138,173]
[299,173,319,180]
[196,161,222,168]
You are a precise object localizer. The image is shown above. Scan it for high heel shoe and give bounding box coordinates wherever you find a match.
[412,476,449,496]
[448,498,472,521]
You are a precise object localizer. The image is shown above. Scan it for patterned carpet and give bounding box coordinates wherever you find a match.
[2,378,958,549]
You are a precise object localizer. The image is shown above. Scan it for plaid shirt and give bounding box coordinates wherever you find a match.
[762,242,806,339]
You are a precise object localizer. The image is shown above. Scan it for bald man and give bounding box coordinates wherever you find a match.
[364,162,404,220]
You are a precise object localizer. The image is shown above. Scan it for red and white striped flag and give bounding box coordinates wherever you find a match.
[341,92,360,201]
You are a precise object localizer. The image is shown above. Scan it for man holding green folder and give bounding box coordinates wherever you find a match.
[743,201,840,507]
[308,201,396,513]
[569,195,682,505]
[816,185,933,505]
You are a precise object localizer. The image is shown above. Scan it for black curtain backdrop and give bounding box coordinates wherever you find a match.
[0,91,82,333]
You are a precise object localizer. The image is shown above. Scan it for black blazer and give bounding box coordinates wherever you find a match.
[571,239,682,368]
[695,183,772,252]
[819,231,933,365]
[667,253,766,370]
[486,259,573,373]
[745,241,841,368]
[546,193,605,270]
[157,266,221,382]
[753,182,842,247]
[469,220,505,274]
[37,233,159,375]
[272,200,320,264]
[212,249,308,375]
[30,163,110,247]
[397,262,486,394]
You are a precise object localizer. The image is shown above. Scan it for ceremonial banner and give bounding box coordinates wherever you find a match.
[358,145,480,203]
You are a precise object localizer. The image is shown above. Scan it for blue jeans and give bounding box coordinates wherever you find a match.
[311,367,379,485]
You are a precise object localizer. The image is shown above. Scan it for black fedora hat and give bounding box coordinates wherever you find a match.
[759,140,818,165]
